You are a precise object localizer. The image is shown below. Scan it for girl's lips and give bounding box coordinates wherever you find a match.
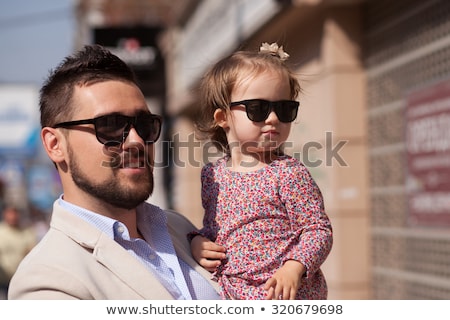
[263,130,279,137]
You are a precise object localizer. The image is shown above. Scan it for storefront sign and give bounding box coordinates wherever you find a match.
[406,79,450,227]
[94,27,164,96]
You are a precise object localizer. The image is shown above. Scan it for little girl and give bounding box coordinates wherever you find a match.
[189,43,333,300]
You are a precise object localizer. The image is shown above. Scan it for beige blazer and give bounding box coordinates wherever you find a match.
[8,201,219,300]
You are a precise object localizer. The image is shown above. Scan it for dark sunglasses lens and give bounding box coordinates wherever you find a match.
[276,101,299,122]
[95,115,129,145]
[246,100,270,122]
[135,115,162,143]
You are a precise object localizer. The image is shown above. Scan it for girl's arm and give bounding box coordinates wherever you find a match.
[280,160,333,278]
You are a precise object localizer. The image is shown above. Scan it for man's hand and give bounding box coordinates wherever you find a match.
[190,235,226,272]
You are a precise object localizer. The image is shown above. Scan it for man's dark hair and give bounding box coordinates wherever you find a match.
[40,44,138,128]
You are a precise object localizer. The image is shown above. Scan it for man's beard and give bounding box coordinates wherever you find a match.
[68,145,153,210]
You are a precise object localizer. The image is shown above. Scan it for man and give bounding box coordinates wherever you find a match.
[0,206,36,299]
[8,45,219,299]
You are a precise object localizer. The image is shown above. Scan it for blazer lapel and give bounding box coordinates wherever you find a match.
[93,232,174,299]
[51,202,174,299]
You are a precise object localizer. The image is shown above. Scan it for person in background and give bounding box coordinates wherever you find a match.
[189,43,333,300]
[8,44,220,300]
[0,206,36,299]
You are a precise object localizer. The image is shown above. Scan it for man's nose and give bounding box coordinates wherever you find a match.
[122,126,146,148]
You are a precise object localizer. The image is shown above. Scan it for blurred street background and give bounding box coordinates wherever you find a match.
[1,0,449,299]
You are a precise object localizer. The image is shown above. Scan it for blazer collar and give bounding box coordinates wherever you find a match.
[50,201,174,299]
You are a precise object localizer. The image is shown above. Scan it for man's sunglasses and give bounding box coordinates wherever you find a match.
[53,113,162,146]
[230,99,299,123]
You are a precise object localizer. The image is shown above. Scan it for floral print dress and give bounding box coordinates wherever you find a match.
[196,155,333,300]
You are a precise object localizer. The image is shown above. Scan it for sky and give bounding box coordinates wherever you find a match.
[0,0,75,85]
[0,1,75,211]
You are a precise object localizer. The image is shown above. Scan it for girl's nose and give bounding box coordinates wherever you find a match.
[265,111,280,124]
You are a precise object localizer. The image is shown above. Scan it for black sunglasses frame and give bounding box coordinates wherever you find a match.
[53,113,162,146]
[230,99,299,123]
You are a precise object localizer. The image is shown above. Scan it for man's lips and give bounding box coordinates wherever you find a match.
[121,158,146,168]
[111,152,147,169]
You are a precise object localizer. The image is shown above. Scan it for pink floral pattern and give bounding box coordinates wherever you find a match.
[198,155,333,300]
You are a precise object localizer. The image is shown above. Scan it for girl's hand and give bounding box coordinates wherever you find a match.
[264,260,305,300]
[190,235,226,272]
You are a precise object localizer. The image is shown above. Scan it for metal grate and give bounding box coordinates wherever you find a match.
[373,232,450,299]
[365,0,450,299]
[371,193,407,227]
[368,106,405,147]
[405,238,450,279]
[367,45,450,108]
[370,151,405,188]
[364,0,450,67]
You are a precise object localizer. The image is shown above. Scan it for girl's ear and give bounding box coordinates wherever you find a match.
[213,108,229,129]
[41,127,67,165]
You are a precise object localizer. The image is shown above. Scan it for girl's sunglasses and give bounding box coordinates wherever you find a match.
[230,99,299,123]
[53,113,162,146]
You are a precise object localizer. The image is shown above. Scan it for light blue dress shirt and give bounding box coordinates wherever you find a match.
[58,196,219,300]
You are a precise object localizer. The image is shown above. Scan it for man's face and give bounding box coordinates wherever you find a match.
[63,80,156,210]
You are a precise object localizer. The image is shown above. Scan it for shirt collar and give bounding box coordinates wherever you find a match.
[57,195,167,242]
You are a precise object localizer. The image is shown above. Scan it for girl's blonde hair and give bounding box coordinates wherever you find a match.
[195,44,301,154]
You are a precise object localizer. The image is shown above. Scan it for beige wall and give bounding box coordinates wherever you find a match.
[170,117,204,228]
[293,7,370,299]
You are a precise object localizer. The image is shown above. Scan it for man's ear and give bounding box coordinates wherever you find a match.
[213,108,229,129]
[41,127,66,164]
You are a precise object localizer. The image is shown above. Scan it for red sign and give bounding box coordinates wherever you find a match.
[406,80,450,227]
